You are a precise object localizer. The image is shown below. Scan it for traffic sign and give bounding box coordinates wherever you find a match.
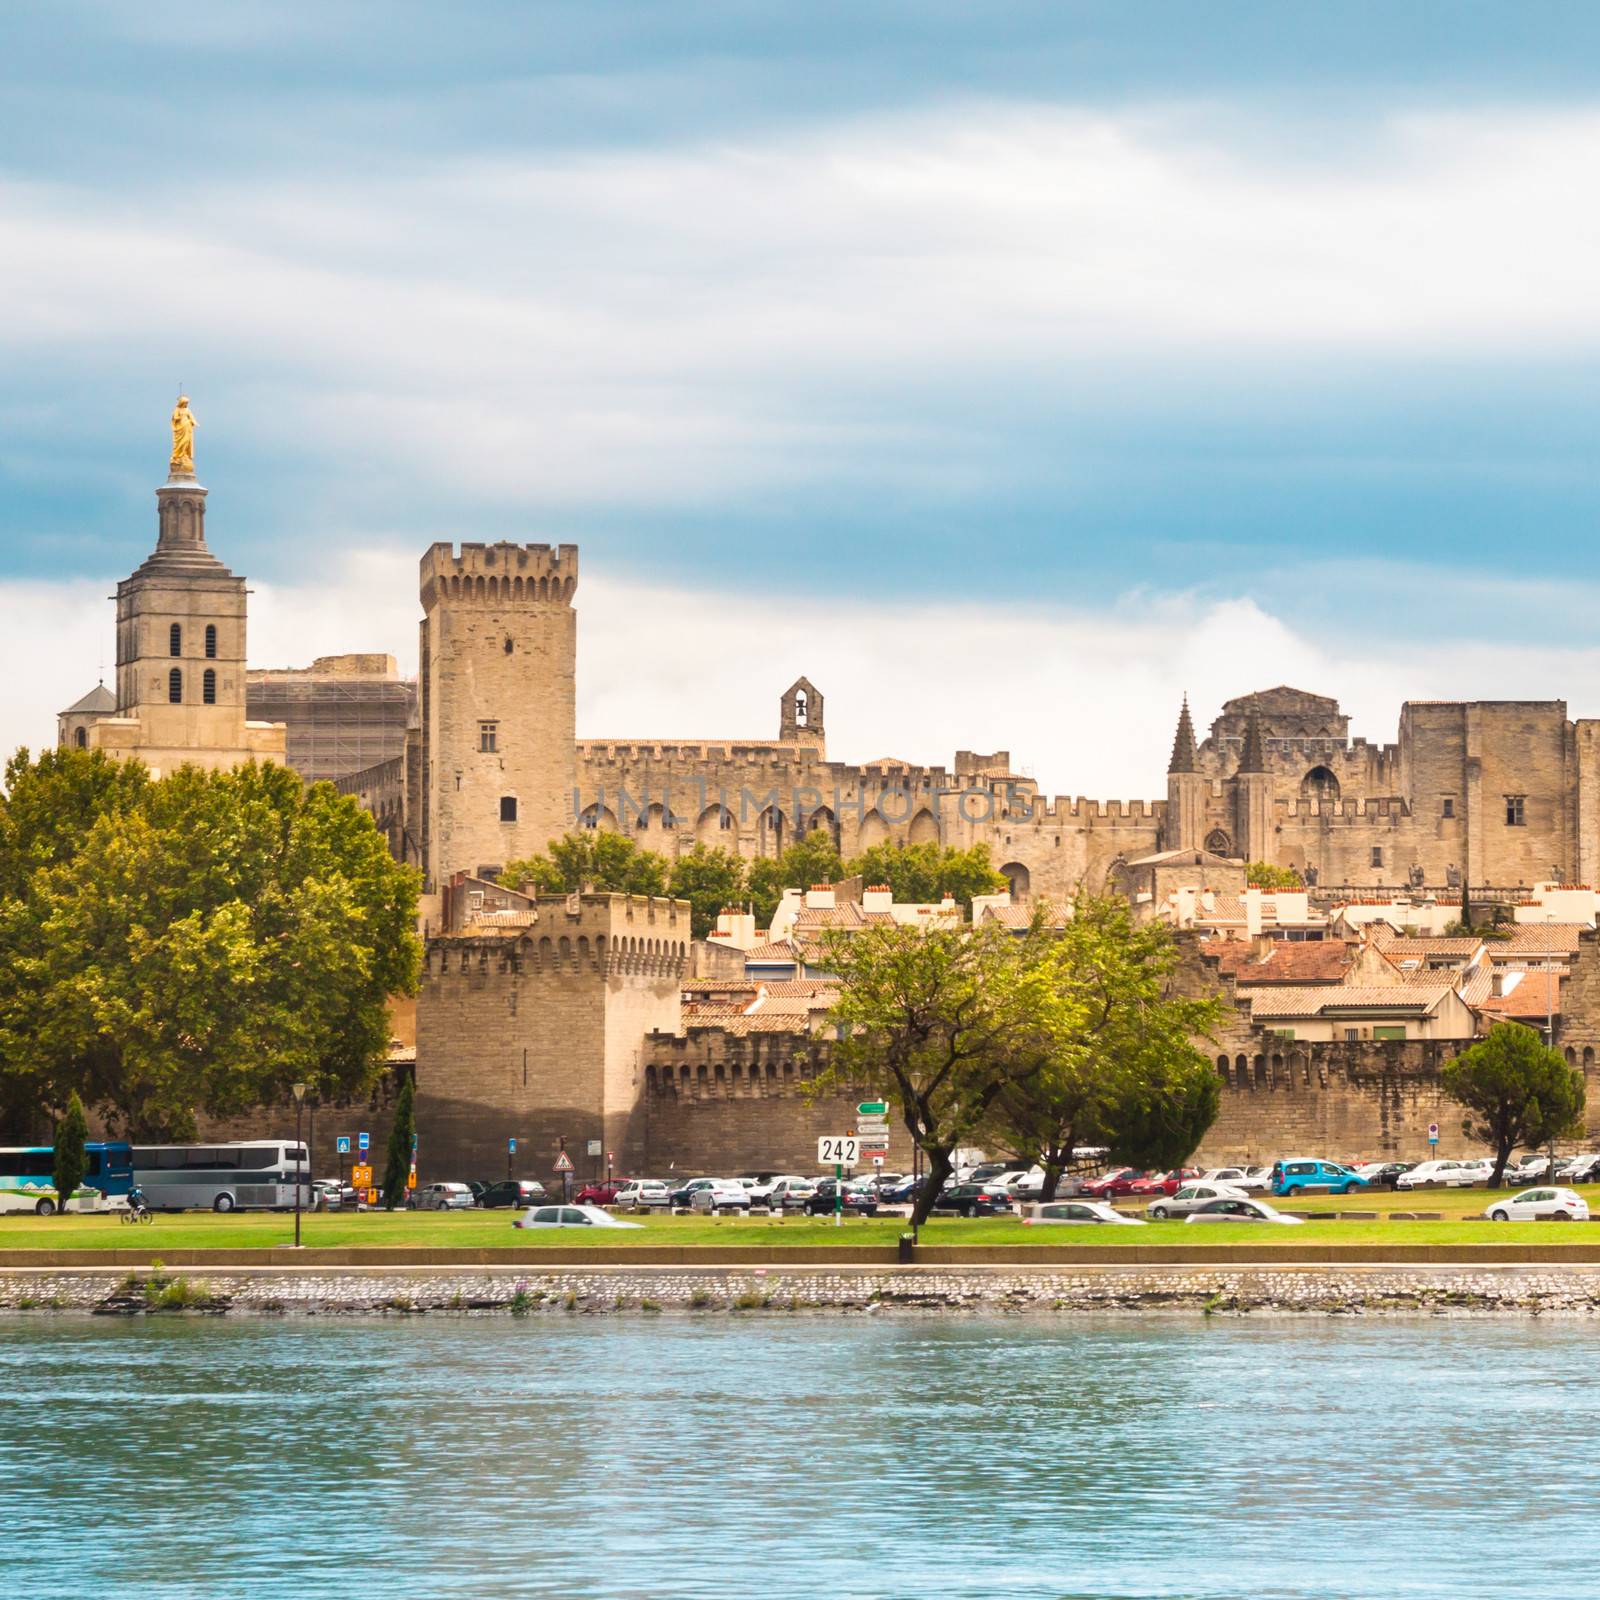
[553,1151,574,1173]
[818,1134,859,1166]
[1428,1123,1440,1145]
[857,1101,888,1116]
[586,1138,603,1157]
[508,1137,517,1155]
[352,1163,373,1187]
[872,1155,885,1168]
[357,1131,370,1153]
[336,1135,351,1155]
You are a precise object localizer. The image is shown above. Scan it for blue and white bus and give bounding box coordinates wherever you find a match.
[131,1141,311,1212]
[0,1142,134,1215]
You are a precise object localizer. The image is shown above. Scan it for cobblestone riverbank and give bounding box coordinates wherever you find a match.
[6,1263,1600,1316]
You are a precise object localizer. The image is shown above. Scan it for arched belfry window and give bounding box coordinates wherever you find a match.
[202,668,217,705]
[205,624,217,659]
[168,668,182,703]
[169,623,182,657]
[793,688,808,727]
[74,727,86,749]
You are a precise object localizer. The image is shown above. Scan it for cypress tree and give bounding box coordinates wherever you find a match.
[382,1075,415,1210]
[51,1091,88,1216]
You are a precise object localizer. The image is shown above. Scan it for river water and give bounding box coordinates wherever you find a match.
[2,1312,1594,1598]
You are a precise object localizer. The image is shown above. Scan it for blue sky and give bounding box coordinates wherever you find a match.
[7,2,1600,782]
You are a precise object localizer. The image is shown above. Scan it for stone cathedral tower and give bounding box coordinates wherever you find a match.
[417,541,578,896]
[59,402,286,774]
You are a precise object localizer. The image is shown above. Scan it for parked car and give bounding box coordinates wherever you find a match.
[1185,1197,1304,1225]
[1130,1167,1203,1197]
[575,1178,627,1206]
[514,1204,643,1229]
[1270,1159,1369,1197]
[464,1181,490,1202]
[930,1183,1013,1217]
[690,1179,753,1214]
[882,1174,925,1204]
[1199,1167,1264,1192]
[1026,1200,1145,1226]
[1504,1156,1553,1185]
[1081,1168,1148,1198]
[478,1179,549,1209]
[966,1162,1018,1184]
[1146,1181,1250,1219]
[312,1177,357,1209]
[613,1179,672,1208]
[1353,1161,1414,1190]
[805,1179,879,1216]
[414,1182,476,1211]
[668,1177,723,1208]
[767,1176,820,1210]
[1560,1154,1600,1183]
[1484,1187,1590,1222]
[1396,1159,1479,1189]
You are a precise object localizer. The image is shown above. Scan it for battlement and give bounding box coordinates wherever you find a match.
[1271,796,1413,821]
[420,540,578,609]
[1009,795,1166,825]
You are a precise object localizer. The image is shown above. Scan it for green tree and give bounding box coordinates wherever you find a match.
[50,1090,89,1216]
[1441,1021,1586,1187]
[986,897,1224,1200]
[668,844,746,938]
[503,830,668,898]
[382,1074,416,1210]
[1244,861,1303,890]
[816,921,1048,1226]
[846,840,1007,909]
[0,757,421,1137]
[746,828,844,926]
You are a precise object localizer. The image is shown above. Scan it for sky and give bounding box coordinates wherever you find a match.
[6,1,1600,793]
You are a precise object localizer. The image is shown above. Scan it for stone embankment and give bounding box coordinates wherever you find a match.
[7,1264,1600,1316]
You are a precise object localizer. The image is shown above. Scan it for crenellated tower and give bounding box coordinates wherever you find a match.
[418,540,578,893]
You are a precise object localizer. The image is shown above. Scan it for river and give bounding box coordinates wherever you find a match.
[2,1312,1593,1598]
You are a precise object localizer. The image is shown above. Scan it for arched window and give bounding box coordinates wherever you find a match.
[169,623,182,657]
[793,688,808,727]
[74,727,86,749]
[1204,829,1233,856]
[205,624,217,658]
[202,668,216,705]
[1300,765,1341,804]
[168,668,182,703]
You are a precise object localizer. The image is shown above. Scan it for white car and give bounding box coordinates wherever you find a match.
[1184,1197,1304,1225]
[414,1182,476,1211]
[1025,1200,1145,1226]
[612,1180,671,1208]
[515,1203,643,1229]
[1484,1187,1590,1222]
[1396,1160,1478,1189]
[1147,1182,1250,1219]
[1199,1167,1264,1192]
[690,1179,752,1214]
[767,1177,819,1209]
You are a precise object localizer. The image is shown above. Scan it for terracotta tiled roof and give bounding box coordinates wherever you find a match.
[755,979,838,999]
[745,941,803,963]
[1477,971,1562,1019]
[1457,966,1495,1007]
[1240,982,1456,1020]
[1493,925,1587,957]
[792,903,895,930]
[1208,940,1354,984]
[1372,936,1483,958]
[719,1012,814,1036]
[982,900,1071,930]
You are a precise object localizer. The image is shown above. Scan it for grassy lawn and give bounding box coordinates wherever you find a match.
[2,1193,1600,1252]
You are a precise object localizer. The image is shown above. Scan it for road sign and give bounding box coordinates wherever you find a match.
[586,1138,603,1157]
[406,1168,417,1190]
[351,1163,373,1187]
[336,1135,351,1155]
[365,1187,378,1206]
[357,1131,369,1153]
[872,1155,885,1168]
[508,1137,517,1155]
[818,1134,859,1166]
[857,1101,888,1116]
[553,1150,574,1173]
[1428,1123,1440,1145]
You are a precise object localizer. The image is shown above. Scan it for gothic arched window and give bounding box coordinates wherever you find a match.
[169,623,182,657]
[202,668,216,705]
[793,688,808,727]
[168,668,182,703]
[205,624,217,658]
[74,727,86,749]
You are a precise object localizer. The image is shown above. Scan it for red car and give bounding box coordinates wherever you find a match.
[574,1178,627,1205]
[1082,1168,1148,1198]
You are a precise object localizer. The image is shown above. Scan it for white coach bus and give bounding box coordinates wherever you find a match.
[130,1140,312,1212]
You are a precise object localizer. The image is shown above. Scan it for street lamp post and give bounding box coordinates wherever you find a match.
[292,1082,307,1248]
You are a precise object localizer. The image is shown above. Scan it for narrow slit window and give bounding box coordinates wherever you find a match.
[169,623,182,656]
[168,668,182,703]
[202,668,216,705]
[205,624,217,658]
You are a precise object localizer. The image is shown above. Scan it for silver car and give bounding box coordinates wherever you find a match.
[414,1181,475,1211]
[1184,1196,1304,1225]
[1146,1181,1249,1220]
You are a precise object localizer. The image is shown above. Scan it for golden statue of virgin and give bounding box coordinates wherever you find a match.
[169,396,197,474]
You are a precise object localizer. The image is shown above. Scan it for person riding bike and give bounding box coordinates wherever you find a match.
[126,1184,150,1218]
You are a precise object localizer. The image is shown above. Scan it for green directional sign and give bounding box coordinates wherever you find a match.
[857,1100,888,1116]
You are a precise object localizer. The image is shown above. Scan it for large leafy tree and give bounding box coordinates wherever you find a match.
[746,829,844,926]
[816,921,1049,1225]
[1441,1021,1586,1187]
[986,897,1225,1200]
[0,756,421,1139]
[847,841,1007,909]
[668,845,746,938]
[503,830,669,898]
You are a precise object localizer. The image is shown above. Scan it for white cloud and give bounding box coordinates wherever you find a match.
[12,554,1600,798]
[6,102,1600,504]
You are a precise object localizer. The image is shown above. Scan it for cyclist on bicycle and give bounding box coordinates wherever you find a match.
[126,1184,149,1217]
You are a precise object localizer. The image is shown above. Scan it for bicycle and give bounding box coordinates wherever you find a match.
[119,1204,154,1225]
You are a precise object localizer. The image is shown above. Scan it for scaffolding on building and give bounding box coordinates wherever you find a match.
[247,666,415,784]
